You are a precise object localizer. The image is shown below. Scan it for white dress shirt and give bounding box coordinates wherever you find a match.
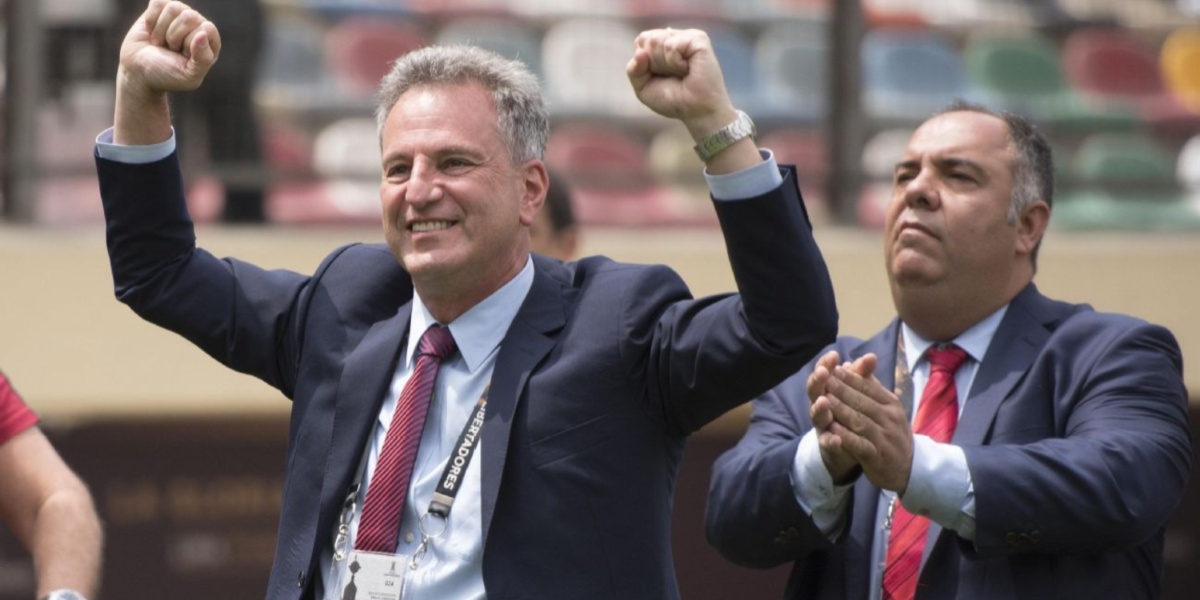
[791,305,1008,600]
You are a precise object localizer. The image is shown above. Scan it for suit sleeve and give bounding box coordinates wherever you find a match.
[97,150,315,397]
[703,366,835,568]
[965,319,1192,556]
[623,167,838,435]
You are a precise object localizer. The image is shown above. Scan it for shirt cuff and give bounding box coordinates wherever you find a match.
[95,127,177,164]
[791,429,853,540]
[900,435,976,539]
[704,149,782,201]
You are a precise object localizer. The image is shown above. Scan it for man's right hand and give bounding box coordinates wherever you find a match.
[808,351,876,484]
[114,0,221,145]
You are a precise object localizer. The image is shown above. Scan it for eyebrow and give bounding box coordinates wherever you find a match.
[893,157,986,176]
[382,145,486,164]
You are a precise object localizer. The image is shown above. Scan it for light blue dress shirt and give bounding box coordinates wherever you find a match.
[96,128,787,598]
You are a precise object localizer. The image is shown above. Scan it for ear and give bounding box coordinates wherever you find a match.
[1015,200,1050,258]
[518,160,549,227]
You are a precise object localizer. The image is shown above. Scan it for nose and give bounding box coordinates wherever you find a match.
[900,168,940,212]
[405,158,443,207]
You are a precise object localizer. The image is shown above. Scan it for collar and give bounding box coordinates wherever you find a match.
[901,303,1009,372]
[408,255,536,373]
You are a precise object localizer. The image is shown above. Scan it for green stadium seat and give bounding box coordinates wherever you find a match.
[964,33,1139,133]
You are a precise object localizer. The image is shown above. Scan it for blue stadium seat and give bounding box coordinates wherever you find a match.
[754,20,827,123]
[435,17,544,80]
[862,29,969,121]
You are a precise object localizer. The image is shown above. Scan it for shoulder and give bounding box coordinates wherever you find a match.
[540,254,689,298]
[307,243,413,321]
[1025,292,1183,372]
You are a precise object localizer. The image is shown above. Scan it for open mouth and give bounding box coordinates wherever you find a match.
[410,220,456,232]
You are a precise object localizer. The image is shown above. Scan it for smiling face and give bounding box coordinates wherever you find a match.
[884,110,1043,338]
[380,82,546,320]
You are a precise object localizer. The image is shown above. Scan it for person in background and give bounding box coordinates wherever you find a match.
[94,2,837,598]
[529,169,580,261]
[706,102,1192,600]
[0,372,103,600]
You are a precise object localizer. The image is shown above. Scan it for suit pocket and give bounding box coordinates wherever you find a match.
[529,415,620,468]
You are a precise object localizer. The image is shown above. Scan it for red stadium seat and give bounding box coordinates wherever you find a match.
[1063,28,1200,139]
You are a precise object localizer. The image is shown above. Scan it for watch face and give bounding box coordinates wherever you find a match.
[44,591,86,600]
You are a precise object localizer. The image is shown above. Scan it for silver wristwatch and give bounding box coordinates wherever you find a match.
[692,110,757,162]
[40,590,87,600]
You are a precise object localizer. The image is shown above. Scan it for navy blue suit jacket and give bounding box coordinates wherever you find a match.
[707,284,1191,599]
[97,152,837,599]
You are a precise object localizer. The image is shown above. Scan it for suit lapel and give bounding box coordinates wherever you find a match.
[954,285,1054,446]
[317,303,413,529]
[845,322,901,600]
[479,256,566,545]
[925,285,1059,569]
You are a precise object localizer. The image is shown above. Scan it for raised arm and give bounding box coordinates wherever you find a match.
[626,28,760,174]
[114,0,220,145]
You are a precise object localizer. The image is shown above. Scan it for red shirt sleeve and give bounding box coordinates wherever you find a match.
[0,372,39,445]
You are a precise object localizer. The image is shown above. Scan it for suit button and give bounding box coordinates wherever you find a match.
[1030,530,1044,544]
[1005,532,1019,546]
[297,571,306,588]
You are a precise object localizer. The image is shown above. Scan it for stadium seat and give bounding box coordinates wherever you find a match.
[755,20,827,123]
[863,0,928,27]
[1060,132,1200,230]
[1062,28,1200,138]
[405,0,511,18]
[298,0,413,19]
[509,0,628,18]
[259,13,341,112]
[964,32,1139,132]
[1074,132,1176,183]
[861,128,913,181]
[1178,134,1200,191]
[862,29,969,122]
[267,180,381,225]
[312,118,382,180]
[546,124,693,226]
[857,128,911,229]
[324,18,429,99]
[1162,29,1200,113]
[435,17,543,80]
[1056,0,1182,27]
[542,19,645,117]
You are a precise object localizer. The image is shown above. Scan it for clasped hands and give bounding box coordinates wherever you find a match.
[807,351,913,494]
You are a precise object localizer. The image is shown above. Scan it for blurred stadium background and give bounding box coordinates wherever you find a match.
[2,0,1200,597]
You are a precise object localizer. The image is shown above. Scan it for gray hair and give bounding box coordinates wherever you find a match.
[936,100,1054,265]
[375,45,549,164]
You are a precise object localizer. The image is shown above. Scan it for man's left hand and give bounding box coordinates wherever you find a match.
[823,362,914,494]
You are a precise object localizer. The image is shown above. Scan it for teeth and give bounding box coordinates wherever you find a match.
[412,220,453,232]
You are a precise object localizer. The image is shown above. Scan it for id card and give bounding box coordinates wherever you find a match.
[336,551,411,600]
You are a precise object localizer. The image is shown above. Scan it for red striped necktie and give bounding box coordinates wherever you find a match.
[882,344,969,600]
[356,324,457,553]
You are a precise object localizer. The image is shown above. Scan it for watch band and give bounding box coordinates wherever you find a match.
[693,110,757,162]
[40,590,87,600]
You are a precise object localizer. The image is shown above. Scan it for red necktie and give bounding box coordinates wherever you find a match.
[882,344,969,600]
[356,324,457,553]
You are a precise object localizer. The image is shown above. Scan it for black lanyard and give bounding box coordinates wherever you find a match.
[427,384,489,520]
